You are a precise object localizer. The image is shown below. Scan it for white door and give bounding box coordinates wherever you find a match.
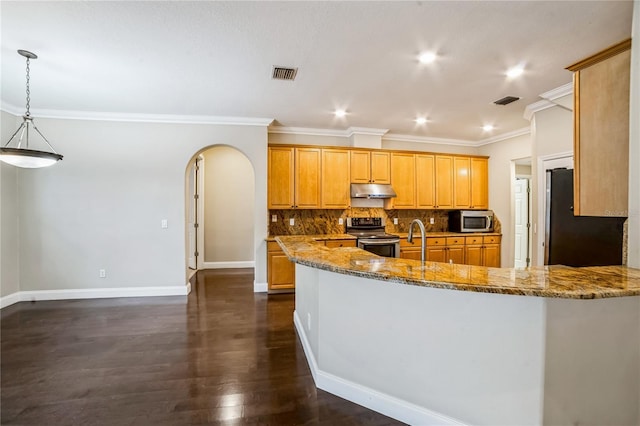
[514,178,530,267]
[187,159,199,269]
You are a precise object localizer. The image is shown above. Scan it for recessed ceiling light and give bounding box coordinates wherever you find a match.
[334,109,347,118]
[418,51,437,64]
[482,124,495,132]
[506,65,524,78]
[415,117,428,125]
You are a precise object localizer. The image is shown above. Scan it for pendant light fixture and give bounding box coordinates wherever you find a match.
[1,50,63,168]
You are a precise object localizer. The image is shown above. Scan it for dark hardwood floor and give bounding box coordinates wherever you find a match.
[1,269,403,425]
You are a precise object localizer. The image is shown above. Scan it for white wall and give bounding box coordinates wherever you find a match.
[0,111,20,298]
[269,132,350,147]
[628,1,640,268]
[3,113,268,293]
[203,146,255,264]
[530,99,574,265]
[478,133,532,267]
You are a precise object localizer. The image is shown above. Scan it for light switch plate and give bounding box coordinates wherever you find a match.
[161,219,168,228]
[393,218,398,225]
[430,217,435,224]
[271,215,277,222]
[289,218,295,226]
[338,218,344,225]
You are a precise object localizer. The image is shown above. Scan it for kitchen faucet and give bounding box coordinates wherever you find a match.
[407,219,426,263]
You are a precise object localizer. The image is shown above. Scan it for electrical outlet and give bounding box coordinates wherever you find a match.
[161,219,168,229]
[271,215,277,222]
[289,218,295,226]
[338,218,344,225]
[430,217,435,224]
[99,269,106,278]
[307,313,311,331]
[393,218,398,225]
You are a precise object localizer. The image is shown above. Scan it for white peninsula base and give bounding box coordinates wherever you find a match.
[293,264,640,425]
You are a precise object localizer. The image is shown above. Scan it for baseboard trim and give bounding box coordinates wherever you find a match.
[0,284,190,309]
[293,311,466,426]
[254,281,268,293]
[203,261,255,269]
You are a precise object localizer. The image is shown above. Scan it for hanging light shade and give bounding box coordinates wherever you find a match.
[1,50,63,168]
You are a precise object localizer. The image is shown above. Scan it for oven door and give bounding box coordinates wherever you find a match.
[357,239,400,258]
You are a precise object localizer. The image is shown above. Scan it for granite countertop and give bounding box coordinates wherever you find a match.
[275,235,640,299]
[266,233,356,242]
[395,231,502,238]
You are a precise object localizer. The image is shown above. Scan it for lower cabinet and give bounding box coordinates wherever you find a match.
[267,241,295,291]
[465,235,501,267]
[400,234,500,266]
[400,238,424,260]
[324,239,357,248]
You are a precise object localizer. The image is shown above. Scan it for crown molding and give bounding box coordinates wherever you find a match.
[475,127,531,146]
[267,126,348,137]
[540,82,573,101]
[0,102,274,126]
[383,133,475,146]
[347,127,389,137]
[523,82,574,121]
[523,99,556,121]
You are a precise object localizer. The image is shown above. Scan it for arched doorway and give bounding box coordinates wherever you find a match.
[185,145,255,277]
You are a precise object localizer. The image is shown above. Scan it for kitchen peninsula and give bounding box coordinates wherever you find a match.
[276,236,640,425]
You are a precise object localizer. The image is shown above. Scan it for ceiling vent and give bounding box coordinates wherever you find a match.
[272,66,298,81]
[494,96,520,105]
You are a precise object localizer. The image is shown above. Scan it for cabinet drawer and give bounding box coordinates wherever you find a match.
[465,236,483,245]
[483,235,501,244]
[400,238,421,247]
[426,237,446,246]
[446,236,465,246]
[267,241,283,252]
[325,239,356,248]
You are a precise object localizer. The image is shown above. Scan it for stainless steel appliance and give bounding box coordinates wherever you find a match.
[346,217,400,258]
[545,168,624,266]
[449,210,494,233]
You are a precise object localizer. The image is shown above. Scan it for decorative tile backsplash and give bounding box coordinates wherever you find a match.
[269,208,502,235]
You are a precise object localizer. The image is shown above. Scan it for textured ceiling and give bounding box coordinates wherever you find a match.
[0,1,633,142]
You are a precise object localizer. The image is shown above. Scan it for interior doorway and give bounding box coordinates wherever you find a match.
[513,158,532,268]
[514,178,530,267]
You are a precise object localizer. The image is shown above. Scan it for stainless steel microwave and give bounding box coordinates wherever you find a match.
[449,210,494,233]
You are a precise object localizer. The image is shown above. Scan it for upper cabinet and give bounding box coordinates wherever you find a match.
[453,157,489,209]
[269,145,489,211]
[268,146,321,209]
[268,146,295,209]
[385,153,416,209]
[434,155,454,209]
[567,39,631,217]
[321,149,351,209]
[350,150,390,184]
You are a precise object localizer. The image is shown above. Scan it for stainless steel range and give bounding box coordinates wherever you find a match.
[346,217,400,258]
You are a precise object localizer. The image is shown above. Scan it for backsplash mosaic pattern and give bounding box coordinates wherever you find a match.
[269,208,501,235]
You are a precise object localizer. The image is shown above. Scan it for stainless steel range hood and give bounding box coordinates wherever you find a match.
[350,183,397,199]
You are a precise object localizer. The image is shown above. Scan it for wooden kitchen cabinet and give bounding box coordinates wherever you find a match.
[324,239,356,248]
[434,155,454,209]
[454,157,488,209]
[470,158,489,209]
[321,148,350,209]
[464,235,501,267]
[445,236,465,264]
[567,39,631,217]
[268,146,321,209]
[416,154,436,208]
[267,241,295,291]
[385,153,416,209]
[295,148,322,208]
[399,238,423,260]
[268,146,295,209]
[350,150,390,184]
